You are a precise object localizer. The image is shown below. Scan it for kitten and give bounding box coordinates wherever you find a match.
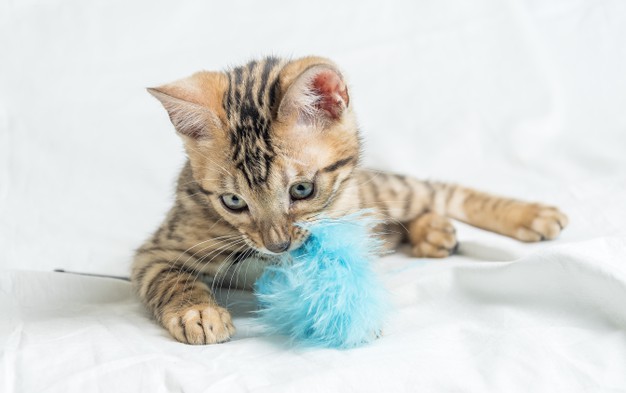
[132,56,568,345]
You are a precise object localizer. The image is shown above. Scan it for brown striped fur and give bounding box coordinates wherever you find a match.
[132,56,568,344]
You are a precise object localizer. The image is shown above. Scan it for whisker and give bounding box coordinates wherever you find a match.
[223,246,257,306]
[209,240,253,294]
[158,235,244,306]
[178,239,249,305]
[180,237,247,287]
[156,233,238,287]
[229,246,258,290]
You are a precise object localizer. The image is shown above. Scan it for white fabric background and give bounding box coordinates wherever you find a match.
[1,0,626,392]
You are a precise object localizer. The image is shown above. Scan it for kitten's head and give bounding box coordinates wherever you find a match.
[149,57,360,254]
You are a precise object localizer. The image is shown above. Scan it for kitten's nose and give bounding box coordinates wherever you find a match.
[266,240,291,253]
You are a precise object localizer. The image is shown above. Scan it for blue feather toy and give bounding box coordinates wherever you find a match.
[254,214,389,349]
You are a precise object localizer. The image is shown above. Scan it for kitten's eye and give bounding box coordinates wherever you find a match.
[220,193,248,212]
[290,182,314,200]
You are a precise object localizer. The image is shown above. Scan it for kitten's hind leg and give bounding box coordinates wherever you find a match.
[408,212,458,258]
[435,185,569,242]
[352,169,568,251]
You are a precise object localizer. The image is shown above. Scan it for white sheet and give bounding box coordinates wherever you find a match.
[2,0,626,391]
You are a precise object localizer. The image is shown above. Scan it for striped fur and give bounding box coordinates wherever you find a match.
[133,56,568,344]
[225,57,285,187]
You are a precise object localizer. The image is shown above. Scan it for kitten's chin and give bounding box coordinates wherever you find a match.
[256,247,289,256]
[256,241,302,256]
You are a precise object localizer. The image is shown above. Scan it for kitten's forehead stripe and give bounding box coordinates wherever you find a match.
[225,72,234,111]
[321,156,356,173]
[197,186,213,196]
[223,57,286,188]
[258,57,278,107]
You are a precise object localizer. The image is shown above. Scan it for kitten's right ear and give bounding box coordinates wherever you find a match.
[147,72,226,140]
[277,58,350,126]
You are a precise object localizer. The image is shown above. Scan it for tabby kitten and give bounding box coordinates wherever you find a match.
[132,56,568,345]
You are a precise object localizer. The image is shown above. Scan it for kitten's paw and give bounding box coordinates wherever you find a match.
[510,204,569,242]
[409,212,458,258]
[165,304,235,345]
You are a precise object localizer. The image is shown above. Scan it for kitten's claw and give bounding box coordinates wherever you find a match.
[165,304,235,345]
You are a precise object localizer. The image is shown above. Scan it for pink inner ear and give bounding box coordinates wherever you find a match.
[311,70,349,120]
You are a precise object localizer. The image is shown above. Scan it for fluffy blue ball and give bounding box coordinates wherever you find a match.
[254,215,389,349]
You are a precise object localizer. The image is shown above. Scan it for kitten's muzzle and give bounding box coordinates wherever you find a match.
[260,224,292,254]
[265,240,291,254]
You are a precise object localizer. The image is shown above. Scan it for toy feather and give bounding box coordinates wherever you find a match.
[254,214,389,349]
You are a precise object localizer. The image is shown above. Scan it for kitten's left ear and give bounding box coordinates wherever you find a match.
[278,60,350,125]
[147,72,226,140]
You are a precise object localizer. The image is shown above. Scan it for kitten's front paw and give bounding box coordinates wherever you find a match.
[409,212,458,258]
[509,204,569,242]
[164,304,235,345]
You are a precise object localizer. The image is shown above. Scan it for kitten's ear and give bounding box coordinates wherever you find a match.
[278,59,349,125]
[147,72,226,139]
